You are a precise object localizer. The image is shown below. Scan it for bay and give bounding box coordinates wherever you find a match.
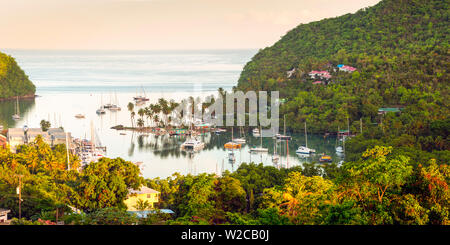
[0,49,343,178]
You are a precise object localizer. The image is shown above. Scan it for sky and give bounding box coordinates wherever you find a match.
[0,0,381,50]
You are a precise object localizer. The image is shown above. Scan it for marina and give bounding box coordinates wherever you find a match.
[0,49,343,179]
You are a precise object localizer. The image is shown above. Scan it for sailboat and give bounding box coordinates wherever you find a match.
[336,126,344,154]
[108,92,121,111]
[133,86,149,102]
[296,122,315,154]
[233,126,246,144]
[276,115,291,140]
[250,126,268,153]
[224,127,241,149]
[96,94,106,114]
[12,96,20,120]
[272,138,280,162]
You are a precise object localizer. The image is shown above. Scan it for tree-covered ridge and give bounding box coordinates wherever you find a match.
[236,0,449,134]
[0,51,36,99]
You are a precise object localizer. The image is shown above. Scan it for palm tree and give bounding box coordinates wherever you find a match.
[138,108,146,127]
[131,111,136,128]
[137,118,144,128]
[127,102,135,127]
[153,115,160,128]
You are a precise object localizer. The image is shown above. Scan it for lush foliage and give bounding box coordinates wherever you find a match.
[0,137,144,223]
[0,52,35,99]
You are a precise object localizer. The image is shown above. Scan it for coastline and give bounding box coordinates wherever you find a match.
[0,93,36,102]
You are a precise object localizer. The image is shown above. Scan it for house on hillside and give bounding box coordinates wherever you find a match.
[378,107,402,115]
[338,64,357,73]
[124,186,160,211]
[308,70,331,79]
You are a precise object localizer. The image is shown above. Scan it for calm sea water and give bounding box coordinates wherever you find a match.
[0,49,342,178]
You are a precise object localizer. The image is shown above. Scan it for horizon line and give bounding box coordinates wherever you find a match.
[1,47,260,52]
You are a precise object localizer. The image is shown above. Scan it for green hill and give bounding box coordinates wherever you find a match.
[236,0,448,133]
[0,51,36,99]
[235,0,449,165]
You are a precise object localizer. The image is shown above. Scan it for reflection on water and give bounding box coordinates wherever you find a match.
[0,98,36,129]
[0,92,344,179]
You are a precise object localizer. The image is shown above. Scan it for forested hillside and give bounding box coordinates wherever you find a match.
[237,0,448,132]
[0,51,35,99]
[236,0,449,165]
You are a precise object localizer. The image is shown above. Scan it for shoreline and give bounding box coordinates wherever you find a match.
[0,93,37,102]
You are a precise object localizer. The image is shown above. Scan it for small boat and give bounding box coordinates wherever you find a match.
[336,146,344,153]
[96,107,106,114]
[233,138,246,144]
[181,138,205,151]
[250,147,268,153]
[97,95,106,114]
[319,155,332,162]
[276,134,292,140]
[224,142,241,149]
[296,146,314,154]
[75,114,85,119]
[214,128,227,134]
[108,104,121,111]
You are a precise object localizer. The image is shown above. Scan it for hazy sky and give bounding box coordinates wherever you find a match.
[0,0,381,50]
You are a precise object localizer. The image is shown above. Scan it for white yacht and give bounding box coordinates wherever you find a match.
[296,122,315,154]
[296,146,314,154]
[181,138,205,151]
[233,138,246,144]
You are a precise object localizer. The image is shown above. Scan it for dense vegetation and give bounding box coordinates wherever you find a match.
[235,0,449,167]
[1,137,447,225]
[0,51,36,99]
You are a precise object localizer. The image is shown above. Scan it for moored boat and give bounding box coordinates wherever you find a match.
[224,142,241,149]
[181,138,205,151]
[319,155,332,162]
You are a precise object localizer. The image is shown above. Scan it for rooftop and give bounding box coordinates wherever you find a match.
[129,186,159,195]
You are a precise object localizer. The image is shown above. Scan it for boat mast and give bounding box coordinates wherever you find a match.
[305,121,308,148]
[260,126,262,148]
[16,96,20,115]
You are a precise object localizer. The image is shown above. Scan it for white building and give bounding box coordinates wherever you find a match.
[7,127,71,152]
